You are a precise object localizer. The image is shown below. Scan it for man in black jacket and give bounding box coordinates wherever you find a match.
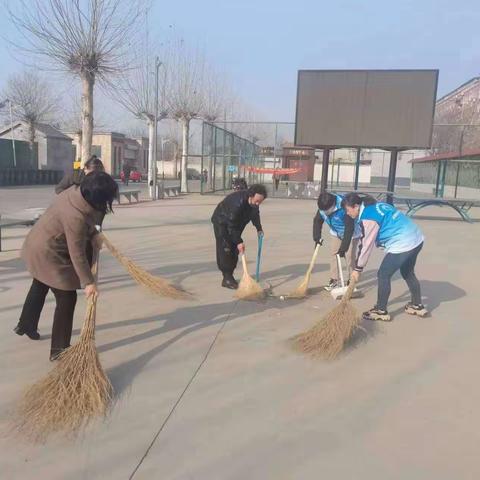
[211,184,267,289]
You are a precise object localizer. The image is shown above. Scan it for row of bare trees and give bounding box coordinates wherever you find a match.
[3,0,264,193]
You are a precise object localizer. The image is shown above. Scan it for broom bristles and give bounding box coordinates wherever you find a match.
[100,233,191,300]
[236,255,265,300]
[14,294,112,442]
[287,273,311,299]
[236,271,265,300]
[293,280,361,359]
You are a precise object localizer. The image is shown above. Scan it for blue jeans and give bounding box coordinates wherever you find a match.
[376,242,423,311]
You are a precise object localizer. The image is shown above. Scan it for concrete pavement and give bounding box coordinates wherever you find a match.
[0,188,479,479]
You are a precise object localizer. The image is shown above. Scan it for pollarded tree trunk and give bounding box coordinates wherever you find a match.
[180,117,190,193]
[81,72,95,165]
[146,118,155,198]
[27,120,36,169]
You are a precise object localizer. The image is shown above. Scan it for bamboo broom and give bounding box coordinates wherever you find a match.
[287,243,321,299]
[15,252,112,442]
[236,254,265,300]
[99,232,191,300]
[293,279,361,359]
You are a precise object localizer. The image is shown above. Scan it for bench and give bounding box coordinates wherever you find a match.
[117,189,141,204]
[0,215,35,252]
[163,185,181,197]
[393,196,479,223]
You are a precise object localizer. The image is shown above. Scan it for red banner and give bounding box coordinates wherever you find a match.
[243,166,302,175]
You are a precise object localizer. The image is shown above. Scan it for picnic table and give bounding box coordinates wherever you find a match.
[393,196,479,223]
[0,215,35,252]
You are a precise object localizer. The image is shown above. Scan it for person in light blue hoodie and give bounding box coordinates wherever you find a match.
[342,192,428,322]
[313,192,362,291]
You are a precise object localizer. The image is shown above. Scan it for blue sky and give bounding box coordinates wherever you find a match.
[1,0,479,121]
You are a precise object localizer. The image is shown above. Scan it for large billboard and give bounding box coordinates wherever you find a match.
[294,69,438,149]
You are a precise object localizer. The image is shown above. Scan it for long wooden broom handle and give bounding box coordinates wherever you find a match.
[306,243,321,276]
[241,253,248,274]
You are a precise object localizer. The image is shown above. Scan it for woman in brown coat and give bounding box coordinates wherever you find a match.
[14,172,119,360]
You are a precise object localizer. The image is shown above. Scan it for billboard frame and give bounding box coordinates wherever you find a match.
[294,69,439,151]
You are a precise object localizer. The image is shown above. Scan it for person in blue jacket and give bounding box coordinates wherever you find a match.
[313,192,361,291]
[342,192,428,321]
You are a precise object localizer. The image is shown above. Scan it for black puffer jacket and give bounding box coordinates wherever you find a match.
[211,190,262,245]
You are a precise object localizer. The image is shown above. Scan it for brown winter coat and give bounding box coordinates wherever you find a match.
[21,186,100,291]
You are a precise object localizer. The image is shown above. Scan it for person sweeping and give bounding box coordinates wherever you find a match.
[313,192,361,290]
[211,184,267,289]
[342,192,428,322]
[14,172,119,360]
[55,155,104,194]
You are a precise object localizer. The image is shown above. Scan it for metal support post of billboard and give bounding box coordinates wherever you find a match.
[273,123,278,197]
[354,148,361,190]
[200,121,205,194]
[320,148,330,192]
[386,148,398,205]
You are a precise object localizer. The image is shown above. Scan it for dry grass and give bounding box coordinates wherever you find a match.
[293,279,361,359]
[236,254,265,301]
[100,233,191,300]
[287,244,321,299]
[14,293,112,442]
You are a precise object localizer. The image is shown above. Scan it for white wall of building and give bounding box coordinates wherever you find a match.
[313,162,371,186]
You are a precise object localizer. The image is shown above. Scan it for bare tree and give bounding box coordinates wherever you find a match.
[114,51,169,189]
[8,0,143,164]
[202,68,228,123]
[168,40,205,192]
[1,71,57,166]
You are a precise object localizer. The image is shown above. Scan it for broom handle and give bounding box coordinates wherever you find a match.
[241,254,249,274]
[255,233,263,282]
[336,254,345,288]
[306,243,321,276]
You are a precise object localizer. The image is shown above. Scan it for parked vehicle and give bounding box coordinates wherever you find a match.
[120,167,142,183]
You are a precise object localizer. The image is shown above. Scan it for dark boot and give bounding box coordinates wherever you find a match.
[222,274,238,290]
[13,324,40,340]
[50,346,70,361]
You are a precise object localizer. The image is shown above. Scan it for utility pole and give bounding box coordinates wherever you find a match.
[150,56,161,200]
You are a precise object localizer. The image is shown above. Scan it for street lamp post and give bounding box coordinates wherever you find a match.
[150,56,161,200]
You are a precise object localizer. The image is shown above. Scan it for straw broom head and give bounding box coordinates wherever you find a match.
[293,279,361,359]
[14,293,112,442]
[236,255,265,301]
[287,244,321,299]
[100,233,191,300]
[287,272,312,299]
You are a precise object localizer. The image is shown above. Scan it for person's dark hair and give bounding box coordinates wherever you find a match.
[248,183,268,199]
[317,192,336,210]
[84,155,105,172]
[80,171,119,214]
[341,192,377,208]
[342,192,363,208]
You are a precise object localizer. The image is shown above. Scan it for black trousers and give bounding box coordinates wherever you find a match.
[213,223,238,277]
[376,242,423,311]
[18,279,77,355]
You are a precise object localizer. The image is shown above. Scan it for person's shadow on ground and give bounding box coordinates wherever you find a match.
[104,295,305,398]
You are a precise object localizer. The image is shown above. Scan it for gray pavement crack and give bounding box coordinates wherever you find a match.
[128,299,240,479]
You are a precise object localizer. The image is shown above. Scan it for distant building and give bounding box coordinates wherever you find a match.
[0,121,73,171]
[282,144,316,181]
[433,77,480,154]
[65,131,148,176]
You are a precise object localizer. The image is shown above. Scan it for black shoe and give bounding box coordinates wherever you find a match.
[222,277,239,290]
[362,307,391,322]
[324,278,338,292]
[14,324,40,340]
[49,348,68,362]
[405,303,429,317]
